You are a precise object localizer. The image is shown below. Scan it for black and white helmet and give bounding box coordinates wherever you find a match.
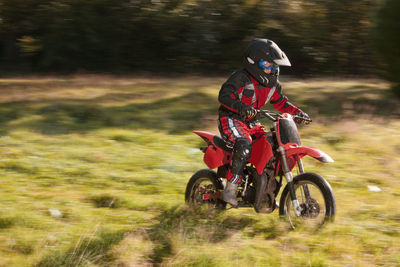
[244,38,291,85]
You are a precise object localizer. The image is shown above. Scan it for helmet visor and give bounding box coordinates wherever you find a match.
[259,60,279,71]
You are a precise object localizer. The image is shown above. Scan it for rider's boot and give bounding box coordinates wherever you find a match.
[223,138,251,208]
[223,178,239,207]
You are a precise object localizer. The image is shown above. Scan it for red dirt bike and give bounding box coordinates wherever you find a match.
[185,110,336,228]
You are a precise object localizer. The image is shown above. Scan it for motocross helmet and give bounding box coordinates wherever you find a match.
[244,38,291,86]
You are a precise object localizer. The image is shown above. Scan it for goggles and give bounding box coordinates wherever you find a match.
[259,60,279,71]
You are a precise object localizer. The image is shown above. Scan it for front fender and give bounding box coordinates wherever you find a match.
[285,146,334,163]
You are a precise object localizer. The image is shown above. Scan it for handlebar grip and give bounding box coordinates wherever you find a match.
[293,115,312,125]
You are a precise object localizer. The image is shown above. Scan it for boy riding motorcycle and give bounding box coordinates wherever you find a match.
[218,38,310,207]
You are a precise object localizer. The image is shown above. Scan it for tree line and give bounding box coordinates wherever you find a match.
[0,0,399,94]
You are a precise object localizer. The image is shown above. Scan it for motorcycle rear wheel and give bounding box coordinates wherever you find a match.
[185,169,226,210]
[279,172,336,229]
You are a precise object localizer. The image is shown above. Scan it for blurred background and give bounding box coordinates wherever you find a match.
[0,0,400,266]
[0,0,399,94]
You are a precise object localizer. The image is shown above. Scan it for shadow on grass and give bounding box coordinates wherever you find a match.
[285,84,400,118]
[36,229,125,267]
[0,92,218,135]
[33,205,281,266]
[0,215,18,229]
[0,103,25,135]
[146,205,257,265]
[0,84,399,136]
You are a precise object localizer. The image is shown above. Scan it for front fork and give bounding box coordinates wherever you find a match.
[279,147,306,217]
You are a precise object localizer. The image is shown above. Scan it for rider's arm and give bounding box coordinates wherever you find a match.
[269,81,300,115]
[218,83,242,113]
[218,71,249,114]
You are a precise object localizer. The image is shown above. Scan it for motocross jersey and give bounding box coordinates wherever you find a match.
[218,68,299,121]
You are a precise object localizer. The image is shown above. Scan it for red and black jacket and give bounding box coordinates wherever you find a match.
[218,69,299,121]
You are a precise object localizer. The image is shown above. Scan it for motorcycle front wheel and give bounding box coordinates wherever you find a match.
[279,172,336,229]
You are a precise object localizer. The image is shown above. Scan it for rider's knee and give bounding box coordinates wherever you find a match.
[233,138,252,160]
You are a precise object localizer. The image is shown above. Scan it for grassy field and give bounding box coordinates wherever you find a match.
[0,75,399,266]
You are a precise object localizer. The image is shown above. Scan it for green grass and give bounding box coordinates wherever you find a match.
[0,75,399,266]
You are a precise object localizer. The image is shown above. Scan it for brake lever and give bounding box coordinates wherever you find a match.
[265,112,277,122]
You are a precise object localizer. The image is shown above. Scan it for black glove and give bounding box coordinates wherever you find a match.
[294,110,312,125]
[240,105,258,120]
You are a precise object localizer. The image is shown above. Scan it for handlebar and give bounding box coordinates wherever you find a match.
[256,110,281,122]
[256,109,312,124]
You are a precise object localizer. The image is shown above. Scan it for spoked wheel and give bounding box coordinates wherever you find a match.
[185,169,226,210]
[279,173,336,229]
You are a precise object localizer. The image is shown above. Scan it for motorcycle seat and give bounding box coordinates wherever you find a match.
[213,135,233,153]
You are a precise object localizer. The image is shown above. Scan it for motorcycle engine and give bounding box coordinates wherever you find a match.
[242,185,256,203]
